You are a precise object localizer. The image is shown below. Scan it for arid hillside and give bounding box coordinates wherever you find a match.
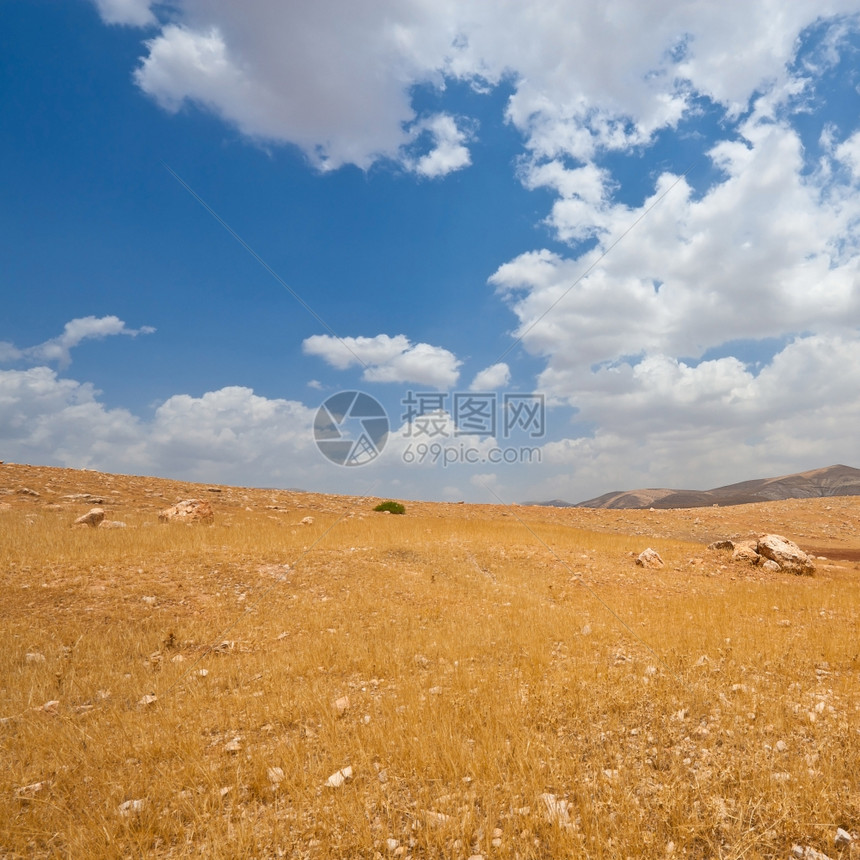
[1,462,859,859]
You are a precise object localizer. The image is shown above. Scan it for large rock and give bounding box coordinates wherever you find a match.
[158,499,214,524]
[757,534,815,576]
[707,539,734,551]
[635,548,664,568]
[731,540,760,566]
[73,507,105,528]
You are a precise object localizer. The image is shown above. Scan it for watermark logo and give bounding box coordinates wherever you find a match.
[313,390,389,466]
[314,390,545,467]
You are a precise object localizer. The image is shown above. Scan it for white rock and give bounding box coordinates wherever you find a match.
[300,516,314,525]
[15,780,48,799]
[423,810,451,826]
[635,548,664,568]
[333,695,350,716]
[25,652,46,663]
[791,846,832,860]
[386,838,399,851]
[540,792,571,825]
[41,700,59,713]
[731,540,761,565]
[224,737,242,753]
[325,766,353,788]
[118,798,145,816]
[138,694,157,707]
[267,766,285,785]
[73,507,105,528]
[757,534,815,576]
[835,829,852,847]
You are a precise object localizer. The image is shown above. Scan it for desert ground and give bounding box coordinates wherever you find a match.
[1,462,858,859]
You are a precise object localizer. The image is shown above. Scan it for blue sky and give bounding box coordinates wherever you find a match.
[2,0,860,503]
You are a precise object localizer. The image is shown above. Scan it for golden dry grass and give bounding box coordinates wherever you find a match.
[1,463,859,859]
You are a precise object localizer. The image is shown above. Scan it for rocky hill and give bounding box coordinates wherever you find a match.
[532,464,860,509]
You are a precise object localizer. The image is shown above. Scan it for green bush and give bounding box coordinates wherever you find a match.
[373,500,406,515]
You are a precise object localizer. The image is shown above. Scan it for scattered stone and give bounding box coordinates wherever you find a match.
[141,596,157,606]
[224,737,242,753]
[300,516,314,525]
[423,810,452,826]
[207,487,222,493]
[17,488,40,497]
[708,540,734,550]
[25,652,46,663]
[325,766,353,788]
[333,695,350,716]
[100,520,127,529]
[118,798,146,816]
[15,780,48,800]
[635,548,664,568]
[761,559,781,572]
[138,694,157,707]
[267,766,285,785]
[41,700,59,714]
[791,845,832,860]
[73,507,105,528]
[540,793,571,826]
[386,838,399,852]
[196,669,208,677]
[835,829,852,848]
[731,540,760,565]
[63,493,103,502]
[757,534,815,575]
[428,686,443,695]
[158,499,214,524]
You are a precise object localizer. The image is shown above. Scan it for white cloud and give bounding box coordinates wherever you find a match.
[528,332,860,501]
[0,367,317,486]
[410,114,472,178]
[303,333,461,389]
[120,2,860,172]
[93,0,156,27]
[1,316,156,369]
[491,118,860,396]
[469,362,510,391]
[834,129,860,181]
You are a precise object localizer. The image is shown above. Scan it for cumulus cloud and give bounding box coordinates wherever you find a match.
[529,332,860,501]
[303,333,461,389]
[469,362,510,391]
[410,114,472,178]
[491,116,860,394]
[113,1,859,173]
[0,316,156,369]
[0,367,317,486]
[93,0,155,27]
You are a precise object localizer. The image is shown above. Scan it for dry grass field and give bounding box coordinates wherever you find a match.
[1,462,859,859]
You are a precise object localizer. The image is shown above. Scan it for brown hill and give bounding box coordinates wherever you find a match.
[567,464,860,509]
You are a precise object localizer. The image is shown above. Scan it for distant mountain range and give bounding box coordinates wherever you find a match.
[526,465,860,510]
